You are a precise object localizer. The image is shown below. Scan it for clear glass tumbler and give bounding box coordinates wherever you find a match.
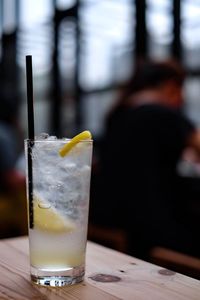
[24,137,93,286]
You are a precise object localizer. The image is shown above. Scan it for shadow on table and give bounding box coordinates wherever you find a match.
[88,222,200,280]
[0,186,28,239]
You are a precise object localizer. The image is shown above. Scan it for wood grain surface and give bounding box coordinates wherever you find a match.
[0,237,199,300]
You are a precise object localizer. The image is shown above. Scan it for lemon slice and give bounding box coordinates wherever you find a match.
[59,130,92,157]
[33,197,75,233]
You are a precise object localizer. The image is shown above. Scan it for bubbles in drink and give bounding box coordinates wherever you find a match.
[32,137,92,221]
[38,202,51,209]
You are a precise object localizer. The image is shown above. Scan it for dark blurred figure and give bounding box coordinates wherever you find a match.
[0,92,25,193]
[90,59,200,260]
[0,92,27,238]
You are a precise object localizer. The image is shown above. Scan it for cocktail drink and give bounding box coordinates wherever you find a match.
[24,133,93,286]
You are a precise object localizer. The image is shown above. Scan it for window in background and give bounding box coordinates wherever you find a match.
[1,0,200,138]
[0,0,18,63]
[1,0,17,34]
[146,0,172,59]
[56,0,76,10]
[0,1,3,61]
[79,0,135,137]
[17,0,54,135]
[59,19,76,85]
[56,0,77,83]
[181,1,200,128]
[181,0,200,70]
[58,4,78,136]
[17,0,53,74]
[80,0,135,90]
[184,77,200,127]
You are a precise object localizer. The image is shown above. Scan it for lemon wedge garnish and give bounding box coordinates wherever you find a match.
[59,130,92,157]
[33,197,75,233]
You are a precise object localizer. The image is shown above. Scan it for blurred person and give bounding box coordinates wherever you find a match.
[0,93,25,193]
[90,59,200,259]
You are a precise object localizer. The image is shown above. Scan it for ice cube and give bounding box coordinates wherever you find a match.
[36,133,49,140]
[47,136,57,140]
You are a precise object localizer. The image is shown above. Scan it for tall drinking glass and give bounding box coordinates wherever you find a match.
[24,137,93,286]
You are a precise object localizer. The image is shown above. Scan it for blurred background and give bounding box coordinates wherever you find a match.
[1,0,200,139]
[0,0,200,278]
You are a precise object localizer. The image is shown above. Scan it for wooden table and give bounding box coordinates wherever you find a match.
[0,237,199,299]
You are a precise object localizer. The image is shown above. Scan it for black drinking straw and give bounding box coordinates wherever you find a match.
[26,55,35,229]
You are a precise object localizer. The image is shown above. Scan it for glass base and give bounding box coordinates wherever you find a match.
[30,265,85,287]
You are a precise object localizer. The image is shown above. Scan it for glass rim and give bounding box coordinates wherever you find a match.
[24,138,93,143]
